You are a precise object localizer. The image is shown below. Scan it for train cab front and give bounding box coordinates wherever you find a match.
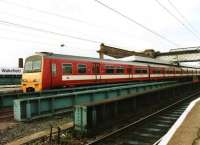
[21,55,43,93]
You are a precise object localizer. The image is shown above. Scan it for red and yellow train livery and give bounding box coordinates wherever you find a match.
[21,52,200,92]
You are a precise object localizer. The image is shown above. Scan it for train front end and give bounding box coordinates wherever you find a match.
[21,55,43,92]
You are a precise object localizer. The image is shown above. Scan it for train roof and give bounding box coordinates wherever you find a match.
[35,52,200,69]
[119,56,171,65]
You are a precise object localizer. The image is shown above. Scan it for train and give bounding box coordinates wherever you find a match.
[21,52,200,92]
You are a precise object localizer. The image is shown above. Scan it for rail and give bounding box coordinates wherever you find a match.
[14,81,177,121]
[0,81,148,108]
[85,88,200,145]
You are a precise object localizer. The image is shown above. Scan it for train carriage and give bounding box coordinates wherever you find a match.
[21,52,200,92]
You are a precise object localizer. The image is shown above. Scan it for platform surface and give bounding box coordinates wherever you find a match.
[159,98,200,145]
[0,85,21,94]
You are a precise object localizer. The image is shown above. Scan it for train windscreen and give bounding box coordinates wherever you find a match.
[24,55,42,73]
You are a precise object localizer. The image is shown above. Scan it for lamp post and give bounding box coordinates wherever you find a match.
[60,44,65,47]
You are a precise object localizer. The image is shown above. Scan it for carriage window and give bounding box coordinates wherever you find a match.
[105,66,114,74]
[78,64,86,74]
[135,69,147,74]
[166,69,172,74]
[62,64,72,74]
[92,63,100,74]
[127,68,132,74]
[116,66,124,74]
[51,63,57,76]
[152,69,161,74]
[135,69,141,74]
[142,69,147,74]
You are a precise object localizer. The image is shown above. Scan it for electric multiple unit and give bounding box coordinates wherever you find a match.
[21,52,200,92]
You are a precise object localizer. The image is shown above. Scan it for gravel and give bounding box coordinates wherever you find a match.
[0,115,72,145]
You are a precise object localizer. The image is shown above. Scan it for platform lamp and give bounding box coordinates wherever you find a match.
[60,44,65,47]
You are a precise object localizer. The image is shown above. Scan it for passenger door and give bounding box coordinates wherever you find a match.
[127,65,132,79]
[92,63,100,81]
[50,63,59,88]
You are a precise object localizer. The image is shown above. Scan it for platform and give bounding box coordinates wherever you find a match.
[159,97,200,145]
[0,85,21,94]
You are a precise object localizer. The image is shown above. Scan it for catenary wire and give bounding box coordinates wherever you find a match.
[167,0,200,37]
[0,35,57,46]
[0,19,100,44]
[155,0,200,40]
[0,34,97,51]
[0,10,139,43]
[94,0,179,47]
[0,0,137,38]
[0,0,97,27]
[1,0,180,48]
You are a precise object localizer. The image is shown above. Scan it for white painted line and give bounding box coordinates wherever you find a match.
[159,97,200,145]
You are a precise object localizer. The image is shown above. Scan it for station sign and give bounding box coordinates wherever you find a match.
[0,67,23,75]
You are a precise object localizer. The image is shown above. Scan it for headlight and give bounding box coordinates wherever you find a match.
[22,79,27,82]
[33,79,40,83]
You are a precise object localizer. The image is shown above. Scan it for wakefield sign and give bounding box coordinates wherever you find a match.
[0,68,23,75]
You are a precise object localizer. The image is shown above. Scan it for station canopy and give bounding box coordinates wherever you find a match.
[97,44,200,67]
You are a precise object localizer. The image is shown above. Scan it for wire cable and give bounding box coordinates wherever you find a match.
[0,10,138,42]
[0,35,57,46]
[167,0,200,37]
[0,0,96,27]
[155,0,200,40]
[94,0,179,47]
[0,0,135,37]
[0,19,100,44]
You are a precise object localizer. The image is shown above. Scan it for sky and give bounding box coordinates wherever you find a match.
[0,0,200,67]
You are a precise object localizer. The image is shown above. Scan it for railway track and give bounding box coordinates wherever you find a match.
[0,81,149,119]
[86,90,200,145]
[0,107,13,121]
[0,81,158,108]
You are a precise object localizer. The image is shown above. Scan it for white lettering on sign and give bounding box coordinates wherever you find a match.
[0,68,23,75]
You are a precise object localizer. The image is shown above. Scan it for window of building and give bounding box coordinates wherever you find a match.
[78,64,86,74]
[62,64,72,74]
[105,66,114,74]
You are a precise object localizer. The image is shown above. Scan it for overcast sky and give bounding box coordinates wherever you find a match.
[0,0,200,67]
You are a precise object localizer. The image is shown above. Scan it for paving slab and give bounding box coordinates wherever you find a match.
[159,98,200,145]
